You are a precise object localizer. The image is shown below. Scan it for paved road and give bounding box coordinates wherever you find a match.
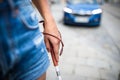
[45,3,120,80]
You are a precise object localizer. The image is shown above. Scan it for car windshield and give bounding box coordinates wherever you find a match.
[67,0,97,4]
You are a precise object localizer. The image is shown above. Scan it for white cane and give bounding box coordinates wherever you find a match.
[55,66,63,80]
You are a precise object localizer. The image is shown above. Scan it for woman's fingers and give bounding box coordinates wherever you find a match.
[44,35,60,63]
[49,36,60,65]
[44,36,50,52]
[52,39,59,62]
[51,48,58,66]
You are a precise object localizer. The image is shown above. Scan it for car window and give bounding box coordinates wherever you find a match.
[67,0,97,4]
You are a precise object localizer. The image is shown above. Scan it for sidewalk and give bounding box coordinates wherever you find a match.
[101,3,120,19]
[46,3,120,80]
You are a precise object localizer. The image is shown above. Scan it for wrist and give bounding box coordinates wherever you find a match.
[44,15,55,23]
[43,19,58,32]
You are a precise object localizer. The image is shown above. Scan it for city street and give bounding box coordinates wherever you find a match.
[45,3,120,80]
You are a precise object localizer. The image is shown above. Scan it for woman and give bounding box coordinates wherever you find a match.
[0,0,60,80]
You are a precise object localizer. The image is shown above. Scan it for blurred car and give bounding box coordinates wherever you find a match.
[63,0,102,26]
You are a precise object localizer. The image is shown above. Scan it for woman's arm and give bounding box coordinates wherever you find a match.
[32,0,60,64]
[32,0,53,23]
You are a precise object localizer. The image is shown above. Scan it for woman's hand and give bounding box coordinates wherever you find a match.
[43,19,61,66]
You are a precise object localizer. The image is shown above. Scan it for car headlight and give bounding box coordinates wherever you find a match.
[92,9,102,14]
[63,7,72,13]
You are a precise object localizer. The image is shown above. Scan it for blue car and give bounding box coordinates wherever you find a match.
[63,0,102,26]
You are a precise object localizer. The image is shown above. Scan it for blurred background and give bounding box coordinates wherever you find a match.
[39,0,120,80]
